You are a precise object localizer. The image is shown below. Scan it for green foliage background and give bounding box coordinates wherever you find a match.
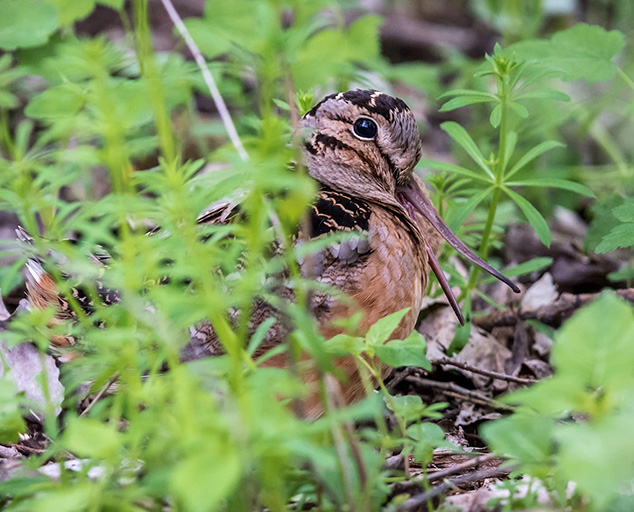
[0,0,632,510]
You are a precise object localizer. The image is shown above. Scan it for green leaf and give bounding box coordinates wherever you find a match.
[511,293,634,413]
[508,102,529,118]
[247,317,276,356]
[386,395,427,422]
[608,264,634,283]
[293,15,383,90]
[64,417,121,459]
[504,187,551,246]
[613,201,634,222]
[506,178,594,197]
[506,141,565,179]
[0,0,59,50]
[482,294,634,508]
[447,320,471,354]
[407,422,445,444]
[489,104,502,127]
[595,198,634,253]
[515,89,570,102]
[418,159,491,183]
[447,187,493,231]
[593,200,634,253]
[407,422,446,463]
[375,330,430,370]
[25,84,85,119]
[556,292,634,395]
[365,308,410,346]
[183,18,232,59]
[555,411,634,510]
[596,224,634,253]
[585,194,626,252]
[31,485,93,512]
[45,0,95,24]
[507,24,625,82]
[484,257,553,280]
[440,96,495,112]
[481,410,555,479]
[439,89,496,99]
[171,443,241,512]
[0,379,27,443]
[440,122,494,179]
[324,333,366,357]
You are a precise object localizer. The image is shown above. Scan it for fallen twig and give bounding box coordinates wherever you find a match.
[405,376,514,412]
[474,289,634,330]
[431,357,537,385]
[390,453,503,496]
[5,443,45,455]
[80,373,119,417]
[391,465,513,511]
[427,453,503,482]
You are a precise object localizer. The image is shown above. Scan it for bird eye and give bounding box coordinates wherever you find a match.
[352,117,378,140]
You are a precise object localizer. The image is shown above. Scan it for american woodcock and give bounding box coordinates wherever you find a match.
[24,89,519,416]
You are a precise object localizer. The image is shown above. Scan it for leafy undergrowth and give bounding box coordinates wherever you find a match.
[0,1,633,511]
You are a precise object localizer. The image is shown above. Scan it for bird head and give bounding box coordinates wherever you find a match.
[301,90,519,323]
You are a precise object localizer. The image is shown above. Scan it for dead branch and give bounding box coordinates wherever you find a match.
[474,289,634,330]
[80,373,119,417]
[391,453,503,497]
[405,376,514,412]
[431,357,537,385]
[391,465,514,511]
[427,453,504,482]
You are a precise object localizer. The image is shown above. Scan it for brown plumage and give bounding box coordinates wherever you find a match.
[186,90,518,415]
[24,89,518,416]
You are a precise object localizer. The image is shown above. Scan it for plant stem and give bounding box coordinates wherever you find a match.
[461,75,508,301]
[617,67,634,92]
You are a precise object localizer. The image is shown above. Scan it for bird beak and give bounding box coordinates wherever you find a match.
[396,179,520,326]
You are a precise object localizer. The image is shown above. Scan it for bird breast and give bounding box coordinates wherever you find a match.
[353,207,427,340]
[311,202,427,345]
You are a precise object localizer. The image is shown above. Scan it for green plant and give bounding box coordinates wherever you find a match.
[481,293,634,510]
[0,0,632,510]
[0,1,442,510]
[420,26,627,348]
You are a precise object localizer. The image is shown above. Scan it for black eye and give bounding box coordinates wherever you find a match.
[353,117,378,140]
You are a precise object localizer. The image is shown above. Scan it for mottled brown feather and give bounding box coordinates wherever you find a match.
[26,90,447,417]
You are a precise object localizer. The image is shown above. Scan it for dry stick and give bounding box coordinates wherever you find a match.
[431,357,537,385]
[474,288,634,331]
[392,465,514,511]
[6,443,45,455]
[80,373,119,417]
[159,0,249,162]
[405,376,514,412]
[391,453,503,497]
[427,453,502,482]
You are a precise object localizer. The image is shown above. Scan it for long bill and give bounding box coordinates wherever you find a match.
[397,179,520,326]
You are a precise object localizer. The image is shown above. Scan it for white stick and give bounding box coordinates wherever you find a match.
[159,0,249,162]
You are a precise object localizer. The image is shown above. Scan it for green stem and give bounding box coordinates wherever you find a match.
[132,0,177,165]
[460,76,508,302]
[617,67,634,92]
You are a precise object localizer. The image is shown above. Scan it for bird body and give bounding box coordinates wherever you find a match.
[23,89,518,416]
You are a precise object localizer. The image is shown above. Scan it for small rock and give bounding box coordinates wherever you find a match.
[0,341,64,418]
[521,272,559,310]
